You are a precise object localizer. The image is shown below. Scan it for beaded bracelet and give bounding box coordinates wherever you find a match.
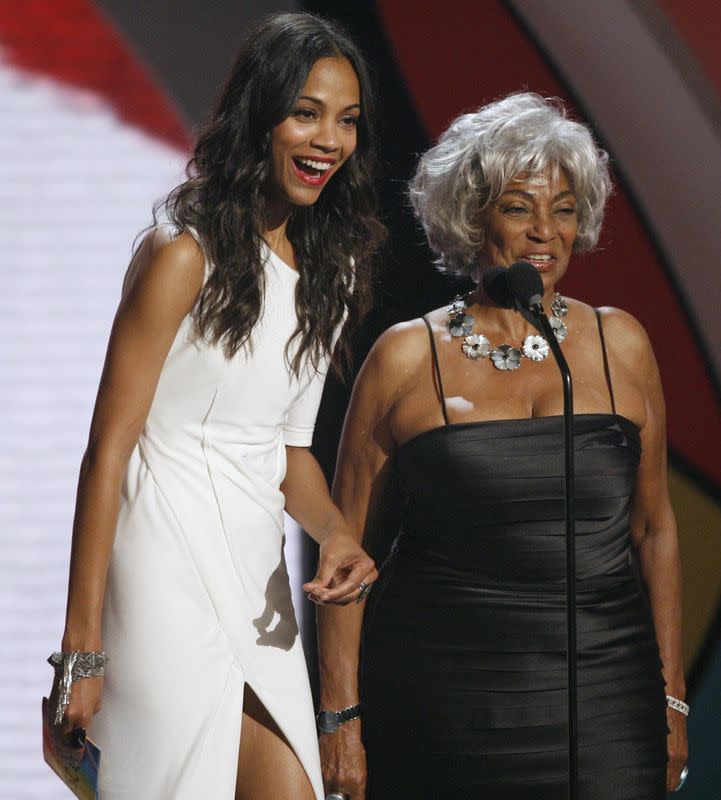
[666,694,690,717]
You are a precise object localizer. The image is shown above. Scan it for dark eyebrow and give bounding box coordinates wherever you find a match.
[297,95,361,112]
[501,189,576,202]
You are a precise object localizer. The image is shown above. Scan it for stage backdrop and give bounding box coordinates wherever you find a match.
[2,1,719,797]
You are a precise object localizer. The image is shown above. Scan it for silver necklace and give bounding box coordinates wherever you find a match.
[447,293,569,371]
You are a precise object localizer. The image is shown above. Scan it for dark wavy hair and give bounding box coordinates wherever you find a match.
[158,12,385,377]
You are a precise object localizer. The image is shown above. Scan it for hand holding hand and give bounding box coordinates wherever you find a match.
[304,531,378,605]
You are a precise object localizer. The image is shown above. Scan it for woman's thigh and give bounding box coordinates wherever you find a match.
[236,685,315,800]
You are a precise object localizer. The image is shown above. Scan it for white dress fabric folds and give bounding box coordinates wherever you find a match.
[92,244,327,799]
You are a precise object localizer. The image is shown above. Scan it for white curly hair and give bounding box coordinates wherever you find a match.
[409,92,612,276]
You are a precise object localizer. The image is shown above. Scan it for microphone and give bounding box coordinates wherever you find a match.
[506,261,544,314]
[481,266,514,309]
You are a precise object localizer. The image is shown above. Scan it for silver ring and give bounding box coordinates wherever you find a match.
[325,794,349,800]
[673,765,689,791]
[356,581,371,603]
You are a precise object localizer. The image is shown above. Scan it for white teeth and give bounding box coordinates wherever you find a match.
[297,158,332,171]
[527,254,552,261]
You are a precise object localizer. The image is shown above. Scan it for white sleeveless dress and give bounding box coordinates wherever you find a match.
[92,245,327,799]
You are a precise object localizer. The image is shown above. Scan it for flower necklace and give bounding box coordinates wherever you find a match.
[447,293,569,371]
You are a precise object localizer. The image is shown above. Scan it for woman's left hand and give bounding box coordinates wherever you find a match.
[666,707,688,792]
[303,531,378,605]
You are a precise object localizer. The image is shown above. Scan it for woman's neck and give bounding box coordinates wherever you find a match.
[261,200,294,266]
[466,284,559,341]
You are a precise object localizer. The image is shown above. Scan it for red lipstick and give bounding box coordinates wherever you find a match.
[291,156,336,186]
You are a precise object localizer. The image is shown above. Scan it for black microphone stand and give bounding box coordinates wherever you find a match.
[491,262,579,798]
[526,303,578,800]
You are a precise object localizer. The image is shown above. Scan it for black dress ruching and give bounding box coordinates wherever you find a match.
[361,316,667,799]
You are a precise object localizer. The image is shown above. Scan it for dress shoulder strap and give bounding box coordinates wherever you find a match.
[422,316,450,425]
[594,308,617,415]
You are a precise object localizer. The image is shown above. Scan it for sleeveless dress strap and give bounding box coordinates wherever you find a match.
[422,316,450,425]
[594,308,617,415]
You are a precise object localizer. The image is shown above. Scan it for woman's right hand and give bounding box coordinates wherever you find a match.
[319,719,367,800]
[48,673,104,748]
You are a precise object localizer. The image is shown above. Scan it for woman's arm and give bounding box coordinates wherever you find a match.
[316,323,424,799]
[603,309,687,792]
[282,446,378,604]
[56,230,204,736]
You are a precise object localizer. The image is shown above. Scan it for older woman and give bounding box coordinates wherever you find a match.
[315,93,687,799]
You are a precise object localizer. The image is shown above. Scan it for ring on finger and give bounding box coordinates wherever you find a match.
[67,727,87,749]
[325,793,349,800]
[356,581,372,603]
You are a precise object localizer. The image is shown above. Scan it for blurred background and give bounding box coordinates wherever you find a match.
[2,0,719,796]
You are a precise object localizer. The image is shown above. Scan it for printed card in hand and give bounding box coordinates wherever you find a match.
[42,697,100,800]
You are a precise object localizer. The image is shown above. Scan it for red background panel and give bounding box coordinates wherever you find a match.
[376,0,721,488]
[659,0,721,98]
[0,0,191,150]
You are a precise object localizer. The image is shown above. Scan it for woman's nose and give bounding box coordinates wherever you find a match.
[310,117,340,153]
[528,209,555,241]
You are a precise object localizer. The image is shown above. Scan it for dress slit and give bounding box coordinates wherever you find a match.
[239,679,318,798]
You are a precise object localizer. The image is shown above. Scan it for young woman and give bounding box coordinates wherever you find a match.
[47,12,384,799]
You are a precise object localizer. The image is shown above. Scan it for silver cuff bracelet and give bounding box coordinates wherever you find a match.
[48,651,108,726]
[666,694,690,717]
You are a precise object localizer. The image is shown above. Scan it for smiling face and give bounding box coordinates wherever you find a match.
[479,169,579,291]
[268,56,360,213]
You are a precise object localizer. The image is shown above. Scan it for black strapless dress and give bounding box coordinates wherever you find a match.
[361,413,667,799]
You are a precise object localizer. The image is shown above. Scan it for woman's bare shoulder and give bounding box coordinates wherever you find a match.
[564,298,649,350]
[373,316,433,353]
[359,317,434,394]
[594,305,652,354]
[122,227,205,312]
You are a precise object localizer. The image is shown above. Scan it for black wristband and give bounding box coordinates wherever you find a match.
[316,704,361,734]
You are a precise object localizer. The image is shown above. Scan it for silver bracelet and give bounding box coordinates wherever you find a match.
[673,765,689,792]
[666,694,689,717]
[47,651,108,726]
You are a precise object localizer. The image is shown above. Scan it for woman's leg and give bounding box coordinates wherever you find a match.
[236,684,315,800]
